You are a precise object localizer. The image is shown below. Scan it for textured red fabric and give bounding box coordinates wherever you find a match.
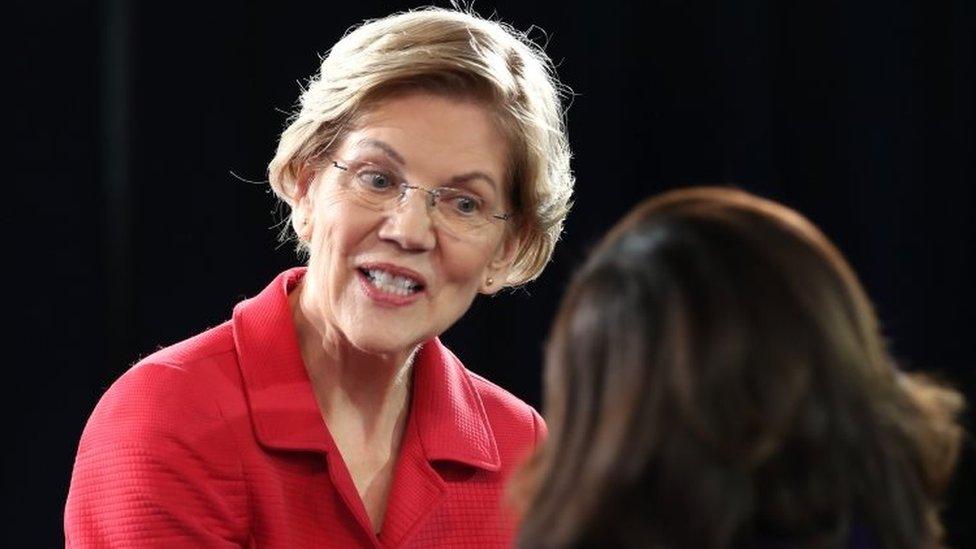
[65,268,546,548]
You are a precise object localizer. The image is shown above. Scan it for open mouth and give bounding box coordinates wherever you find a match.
[359,267,424,296]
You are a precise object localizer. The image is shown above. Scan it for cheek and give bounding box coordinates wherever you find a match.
[306,206,364,286]
[310,200,364,254]
[440,240,496,288]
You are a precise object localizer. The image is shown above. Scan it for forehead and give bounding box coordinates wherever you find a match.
[341,93,511,180]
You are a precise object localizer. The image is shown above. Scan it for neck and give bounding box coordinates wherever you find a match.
[289,279,416,436]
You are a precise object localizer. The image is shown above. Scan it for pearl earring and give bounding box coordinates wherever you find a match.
[486,276,494,286]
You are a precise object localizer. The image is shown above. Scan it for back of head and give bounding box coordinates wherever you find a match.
[517,187,964,549]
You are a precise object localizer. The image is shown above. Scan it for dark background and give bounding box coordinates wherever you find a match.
[9,0,973,546]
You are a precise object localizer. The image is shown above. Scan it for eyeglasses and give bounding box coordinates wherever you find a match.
[328,159,512,237]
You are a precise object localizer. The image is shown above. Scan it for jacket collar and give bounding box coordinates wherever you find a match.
[410,336,501,471]
[232,268,334,454]
[232,268,500,471]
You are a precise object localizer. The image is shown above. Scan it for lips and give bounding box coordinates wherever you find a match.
[357,263,427,305]
[361,268,422,294]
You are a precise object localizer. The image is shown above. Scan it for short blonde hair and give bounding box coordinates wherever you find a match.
[267,7,573,285]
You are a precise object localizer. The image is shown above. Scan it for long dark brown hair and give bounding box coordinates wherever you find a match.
[516,187,964,548]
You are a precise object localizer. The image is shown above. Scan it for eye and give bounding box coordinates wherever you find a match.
[441,190,484,216]
[356,171,397,193]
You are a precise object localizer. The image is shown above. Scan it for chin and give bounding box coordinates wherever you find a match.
[344,327,426,359]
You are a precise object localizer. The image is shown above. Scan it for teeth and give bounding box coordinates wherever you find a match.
[365,268,420,296]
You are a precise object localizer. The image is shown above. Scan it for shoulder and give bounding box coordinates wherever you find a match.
[138,320,237,371]
[426,338,546,447]
[66,321,250,545]
[97,322,238,419]
[466,370,548,451]
[78,321,244,462]
[81,321,241,445]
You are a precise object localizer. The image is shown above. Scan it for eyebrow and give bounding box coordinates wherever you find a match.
[355,138,500,191]
[354,138,405,165]
[449,172,500,192]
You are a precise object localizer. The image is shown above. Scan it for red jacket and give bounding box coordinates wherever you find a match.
[65,268,545,548]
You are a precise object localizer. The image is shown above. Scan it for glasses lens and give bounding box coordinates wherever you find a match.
[335,161,504,235]
[433,188,491,233]
[343,165,401,210]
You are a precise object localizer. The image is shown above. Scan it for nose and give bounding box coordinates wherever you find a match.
[377,188,437,251]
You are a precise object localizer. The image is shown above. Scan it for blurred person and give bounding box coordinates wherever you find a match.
[517,187,964,549]
[65,7,572,548]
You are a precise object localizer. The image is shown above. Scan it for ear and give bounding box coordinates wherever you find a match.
[290,170,317,243]
[479,233,521,295]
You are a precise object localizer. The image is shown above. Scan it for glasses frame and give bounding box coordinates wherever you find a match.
[329,158,513,227]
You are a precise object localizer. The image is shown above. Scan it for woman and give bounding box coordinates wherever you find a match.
[65,7,572,548]
[517,188,964,548]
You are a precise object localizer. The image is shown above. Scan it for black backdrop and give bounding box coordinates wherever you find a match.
[10,0,974,546]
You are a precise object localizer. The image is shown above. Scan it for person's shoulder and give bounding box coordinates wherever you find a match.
[137,320,237,370]
[67,321,250,545]
[466,370,547,450]
[73,320,247,482]
[93,321,240,432]
[466,370,534,417]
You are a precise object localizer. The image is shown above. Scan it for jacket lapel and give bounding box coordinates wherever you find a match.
[233,271,502,547]
[232,268,333,454]
[378,339,501,547]
[233,269,381,542]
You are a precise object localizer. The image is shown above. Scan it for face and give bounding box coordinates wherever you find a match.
[294,93,518,357]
